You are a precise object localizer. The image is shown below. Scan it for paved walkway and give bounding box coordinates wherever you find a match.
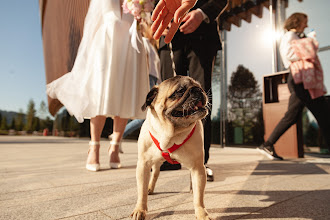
[0,136,329,220]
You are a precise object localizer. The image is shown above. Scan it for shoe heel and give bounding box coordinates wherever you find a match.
[108,141,121,169]
[109,134,124,153]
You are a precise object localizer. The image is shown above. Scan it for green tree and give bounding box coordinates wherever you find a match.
[15,109,25,131]
[60,110,80,136]
[43,116,54,132]
[38,101,48,120]
[33,117,40,131]
[227,65,263,144]
[25,99,36,132]
[0,116,8,130]
[54,114,61,133]
[61,110,70,132]
[10,118,16,130]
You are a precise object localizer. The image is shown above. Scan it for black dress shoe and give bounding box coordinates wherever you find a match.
[205,166,214,182]
[160,161,182,171]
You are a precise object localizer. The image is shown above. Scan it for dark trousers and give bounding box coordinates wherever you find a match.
[267,72,330,149]
[159,40,217,164]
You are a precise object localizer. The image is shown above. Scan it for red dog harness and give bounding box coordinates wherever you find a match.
[149,125,196,164]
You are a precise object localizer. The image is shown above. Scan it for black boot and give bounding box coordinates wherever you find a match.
[160,161,182,171]
[258,143,283,160]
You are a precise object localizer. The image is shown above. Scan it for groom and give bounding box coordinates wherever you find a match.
[157,0,228,181]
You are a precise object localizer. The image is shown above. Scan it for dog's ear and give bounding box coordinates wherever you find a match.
[141,86,159,111]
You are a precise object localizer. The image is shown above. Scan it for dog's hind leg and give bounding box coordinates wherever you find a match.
[148,161,162,194]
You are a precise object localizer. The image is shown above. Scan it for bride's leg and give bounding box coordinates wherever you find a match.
[87,116,106,166]
[109,116,128,165]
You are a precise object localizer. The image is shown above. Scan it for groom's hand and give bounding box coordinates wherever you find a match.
[179,10,203,34]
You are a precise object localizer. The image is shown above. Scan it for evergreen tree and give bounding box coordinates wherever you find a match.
[15,109,25,131]
[33,117,40,131]
[43,116,54,132]
[0,116,8,130]
[25,99,36,132]
[60,109,80,136]
[227,65,263,144]
[61,110,71,132]
[38,101,48,120]
[54,114,61,133]
[10,118,16,130]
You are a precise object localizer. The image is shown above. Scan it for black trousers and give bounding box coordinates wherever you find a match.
[159,40,217,164]
[267,72,330,149]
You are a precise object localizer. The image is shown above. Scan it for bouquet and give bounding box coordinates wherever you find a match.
[122,0,155,20]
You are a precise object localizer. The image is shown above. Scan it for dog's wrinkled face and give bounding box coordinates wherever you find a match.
[142,76,208,127]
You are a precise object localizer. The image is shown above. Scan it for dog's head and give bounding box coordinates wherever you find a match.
[142,76,208,127]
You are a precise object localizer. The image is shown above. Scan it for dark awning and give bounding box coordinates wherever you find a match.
[219,0,303,31]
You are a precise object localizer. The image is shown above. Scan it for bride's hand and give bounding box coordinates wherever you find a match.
[151,0,197,43]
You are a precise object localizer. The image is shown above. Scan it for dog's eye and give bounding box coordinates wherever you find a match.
[169,87,186,99]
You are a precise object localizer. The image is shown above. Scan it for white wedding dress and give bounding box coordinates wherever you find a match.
[46,0,149,123]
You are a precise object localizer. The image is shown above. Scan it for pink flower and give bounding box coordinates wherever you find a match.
[143,1,154,12]
[122,0,155,20]
[132,1,142,13]
[122,0,130,14]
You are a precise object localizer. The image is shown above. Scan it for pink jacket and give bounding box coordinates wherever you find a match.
[290,37,326,99]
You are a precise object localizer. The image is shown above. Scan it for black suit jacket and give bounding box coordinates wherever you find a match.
[158,0,228,52]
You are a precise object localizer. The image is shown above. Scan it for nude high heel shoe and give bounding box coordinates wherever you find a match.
[108,134,124,154]
[108,141,122,169]
[86,141,100,172]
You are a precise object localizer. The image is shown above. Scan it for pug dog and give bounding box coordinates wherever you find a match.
[131,76,210,220]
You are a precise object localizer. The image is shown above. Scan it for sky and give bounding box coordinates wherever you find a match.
[0,0,329,120]
[0,1,46,117]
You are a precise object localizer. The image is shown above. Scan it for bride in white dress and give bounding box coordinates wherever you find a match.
[47,0,149,171]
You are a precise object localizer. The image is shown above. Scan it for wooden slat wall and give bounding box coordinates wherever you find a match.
[39,0,90,115]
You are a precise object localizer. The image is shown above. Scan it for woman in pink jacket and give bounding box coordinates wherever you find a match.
[259,13,330,159]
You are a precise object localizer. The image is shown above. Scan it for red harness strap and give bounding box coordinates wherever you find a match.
[149,125,196,164]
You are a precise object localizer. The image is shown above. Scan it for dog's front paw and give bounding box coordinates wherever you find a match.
[130,209,147,220]
[195,207,211,220]
[148,188,154,195]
